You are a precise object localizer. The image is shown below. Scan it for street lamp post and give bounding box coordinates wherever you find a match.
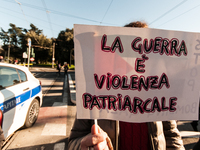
[52,39,55,68]
[8,37,10,63]
[27,38,31,69]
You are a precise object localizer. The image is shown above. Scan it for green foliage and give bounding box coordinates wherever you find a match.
[34,63,56,68]
[56,28,74,65]
[69,64,75,70]
[34,63,75,70]
[26,30,52,63]
[0,23,74,65]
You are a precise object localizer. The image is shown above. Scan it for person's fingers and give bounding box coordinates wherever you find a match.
[81,132,107,148]
[104,146,109,150]
[82,125,113,150]
[106,137,113,150]
[93,140,109,150]
[91,124,101,134]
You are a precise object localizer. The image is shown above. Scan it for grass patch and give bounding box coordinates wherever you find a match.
[33,63,75,70]
[34,64,56,68]
[68,64,75,70]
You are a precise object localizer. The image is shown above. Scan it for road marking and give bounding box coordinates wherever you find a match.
[46,93,62,96]
[68,74,76,104]
[63,74,68,103]
[70,90,76,93]
[38,106,67,136]
[41,78,57,96]
[68,74,76,90]
[41,123,66,136]
[54,142,65,150]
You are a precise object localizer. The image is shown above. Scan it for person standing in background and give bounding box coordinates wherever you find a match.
[64,62,69,75]
[57,63,61,76]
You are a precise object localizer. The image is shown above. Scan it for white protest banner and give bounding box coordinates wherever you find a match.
[74,24,200,122]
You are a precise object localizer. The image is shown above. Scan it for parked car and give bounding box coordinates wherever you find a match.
[0,62,43,141]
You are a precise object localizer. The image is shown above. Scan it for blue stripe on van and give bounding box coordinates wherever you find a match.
[0,85,41,113]
[31,85,41,98]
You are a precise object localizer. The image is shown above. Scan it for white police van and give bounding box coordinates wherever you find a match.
[0,63,43,140]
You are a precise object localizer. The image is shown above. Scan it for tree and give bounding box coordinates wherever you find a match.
[0,23,25,62]
[25,29,52,64]
[0,28,9,58]
[29,24,42,35]
[56,28,74,65]
[0,23,53,63]
[0,23,76,64]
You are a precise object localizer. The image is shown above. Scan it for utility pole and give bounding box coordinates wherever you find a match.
[70,49,72,67]
[8,37,10,63]
[52,39,55,68]
[27,38,31,69]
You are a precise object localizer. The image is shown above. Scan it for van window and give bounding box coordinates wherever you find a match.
[0,67,21,89]
[17,69,27,82]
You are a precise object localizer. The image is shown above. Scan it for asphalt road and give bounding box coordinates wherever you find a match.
[2,67,76,150]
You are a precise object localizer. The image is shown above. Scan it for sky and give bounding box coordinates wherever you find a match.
[1,0,200,41]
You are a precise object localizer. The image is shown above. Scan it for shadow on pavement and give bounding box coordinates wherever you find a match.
[6,138,69,150]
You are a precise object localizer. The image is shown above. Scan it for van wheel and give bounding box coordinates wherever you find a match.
[24,99,40,128]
